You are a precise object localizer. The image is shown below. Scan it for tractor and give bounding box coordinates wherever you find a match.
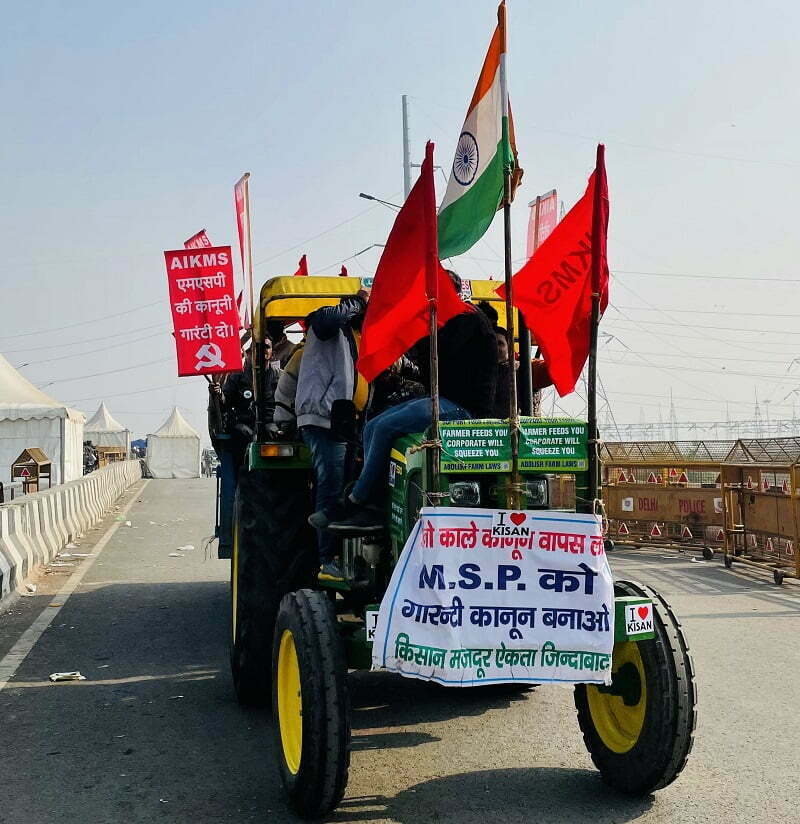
[226,275,696,819]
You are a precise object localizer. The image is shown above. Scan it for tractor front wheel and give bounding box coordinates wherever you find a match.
[574,579,696,795]
[272,589,351,819]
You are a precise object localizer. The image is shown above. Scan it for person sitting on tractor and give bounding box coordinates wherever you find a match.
[492,324,553,418]
[266,319,297,368]
[209,335,280,472]
[297,291,370,579]
[328,271,497,535]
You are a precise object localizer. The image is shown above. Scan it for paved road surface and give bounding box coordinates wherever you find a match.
[1,479,798,823]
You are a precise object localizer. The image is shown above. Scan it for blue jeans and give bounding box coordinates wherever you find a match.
[352,396,470,505]
[301,425,346,563]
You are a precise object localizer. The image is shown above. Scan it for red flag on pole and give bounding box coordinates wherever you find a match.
[357,142,466,382]
[184,229,212,249]
[293,254,309,277]
[339,265,348,277]
[234,175,249,273]
[500,153,609,396]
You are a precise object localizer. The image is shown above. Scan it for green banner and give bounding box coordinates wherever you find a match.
[440,418,588,473]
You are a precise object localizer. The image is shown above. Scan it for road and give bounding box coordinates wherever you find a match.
[1,478,798,823]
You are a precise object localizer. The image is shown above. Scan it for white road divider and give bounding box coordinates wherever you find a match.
[0,460,142,604]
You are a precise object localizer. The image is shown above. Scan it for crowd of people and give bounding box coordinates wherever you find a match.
[209,271,552,581]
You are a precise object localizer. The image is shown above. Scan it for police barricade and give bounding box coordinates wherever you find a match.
[601,440,729,556]
[720,441,800,584]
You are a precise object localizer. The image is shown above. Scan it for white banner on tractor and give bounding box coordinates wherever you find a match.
[371,507,614,686]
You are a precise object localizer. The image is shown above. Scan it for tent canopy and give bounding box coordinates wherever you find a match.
[84,402,131,451]
[146,407,200,479]
[0,353,84,483]
[0,353,83,422]
[85,402,126,434]
[150,407,200,439]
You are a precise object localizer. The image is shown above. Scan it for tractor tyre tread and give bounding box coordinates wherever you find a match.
[574,578,696,795]
[273,589,351,819]
[231,469,316,706]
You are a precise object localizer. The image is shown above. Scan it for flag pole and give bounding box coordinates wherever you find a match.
[587,144,606,509]
[241,173,263,438]
[498,2,521,509]
[529,195,542,416]
[423,141,442,504]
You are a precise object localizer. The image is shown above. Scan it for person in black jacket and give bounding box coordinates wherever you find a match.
[328,271,497,535]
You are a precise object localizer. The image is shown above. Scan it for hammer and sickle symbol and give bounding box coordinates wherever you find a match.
[195,342,225,371]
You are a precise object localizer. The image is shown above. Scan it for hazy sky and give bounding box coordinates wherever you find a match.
[3,0,799,443]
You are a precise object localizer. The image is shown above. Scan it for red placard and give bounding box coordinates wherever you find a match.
[184,229,212,249]
[525,189,559,260]
[164,246,242,376]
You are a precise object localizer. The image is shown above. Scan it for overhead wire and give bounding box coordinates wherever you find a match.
[0,300,162,340]
[1,322,168,354]
[15,330,170,368]
[38,357,173,388]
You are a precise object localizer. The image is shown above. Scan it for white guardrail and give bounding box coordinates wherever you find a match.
[0,460,142,603]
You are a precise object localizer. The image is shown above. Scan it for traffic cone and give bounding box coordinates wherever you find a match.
[766,537,775,553]
[746,476,754,489]
[761,476,770,492]
[782,479,790,495]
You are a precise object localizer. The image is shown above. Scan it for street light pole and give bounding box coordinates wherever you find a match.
[402,95,412,200]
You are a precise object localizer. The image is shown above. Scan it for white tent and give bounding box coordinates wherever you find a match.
[146,407,201,479]
[0,353,85,485]
[84,402,131,454]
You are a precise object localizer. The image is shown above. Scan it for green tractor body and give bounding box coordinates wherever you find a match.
[225,277,696,820]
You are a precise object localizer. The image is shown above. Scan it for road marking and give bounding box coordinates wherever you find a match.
[0,480,149,693]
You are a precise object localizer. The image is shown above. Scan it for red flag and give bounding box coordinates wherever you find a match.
[234,175,249,273]
[358,142,466,382]
[184,229,212,249]
[500,150,609,395]
[339,265,348,277]
[293,254,309,277]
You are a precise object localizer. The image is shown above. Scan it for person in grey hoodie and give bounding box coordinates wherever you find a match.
[295,291,369,579]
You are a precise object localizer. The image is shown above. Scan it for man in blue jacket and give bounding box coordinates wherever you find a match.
[296,290,370,580]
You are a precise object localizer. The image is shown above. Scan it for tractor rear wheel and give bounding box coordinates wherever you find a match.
[574,579,696,795]
[272,589,351,819]
[230,469,317,706]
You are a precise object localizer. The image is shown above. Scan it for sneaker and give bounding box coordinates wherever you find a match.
[308,509,330,529]
[318,561,346,581]
[308,498,349,530]
[327,505,385,535]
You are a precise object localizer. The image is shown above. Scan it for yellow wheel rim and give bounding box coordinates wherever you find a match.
[586,641,647,754]
[231,518,239,645]
[277,629,303,774]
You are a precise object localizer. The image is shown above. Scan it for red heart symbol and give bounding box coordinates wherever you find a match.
[510,512,526,526]
[637,606,649,620]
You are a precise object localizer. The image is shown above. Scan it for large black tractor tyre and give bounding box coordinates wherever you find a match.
[230,469,317,706]
[574,579,696,795]
[272,589,351,819]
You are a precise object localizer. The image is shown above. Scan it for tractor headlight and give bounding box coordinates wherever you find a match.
[522,479,548,508]
[448,481,481,507]
[259,444,296,458]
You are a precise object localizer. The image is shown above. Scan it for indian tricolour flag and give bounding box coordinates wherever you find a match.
[438,1,520,261]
